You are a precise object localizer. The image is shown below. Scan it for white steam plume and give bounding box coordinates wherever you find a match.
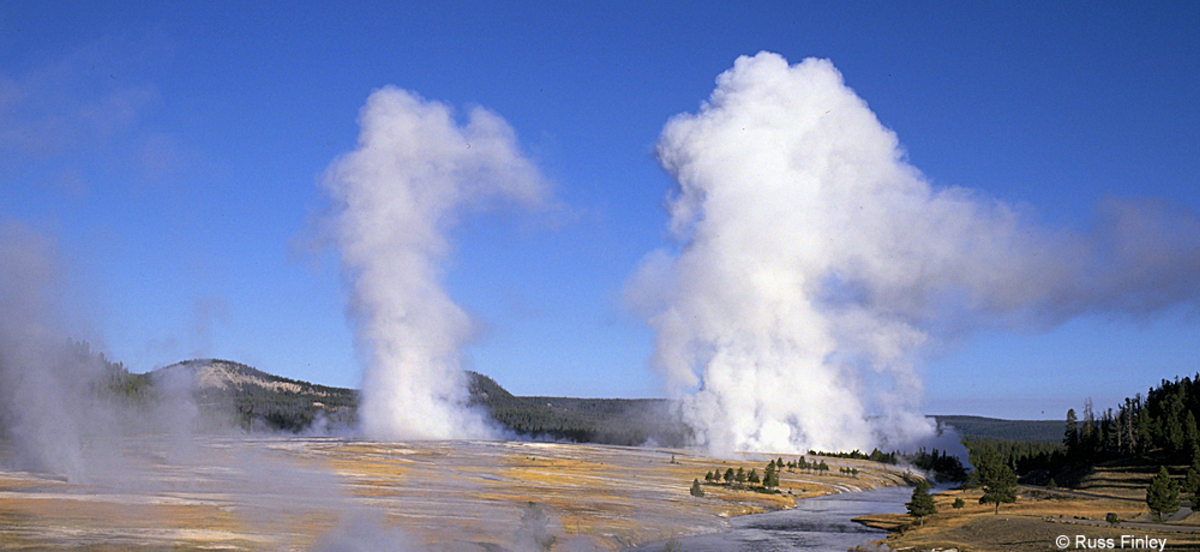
[629,52,1200,455]
[324,87,550,440]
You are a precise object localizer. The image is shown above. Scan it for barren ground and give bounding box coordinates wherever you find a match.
[0,437,913,551]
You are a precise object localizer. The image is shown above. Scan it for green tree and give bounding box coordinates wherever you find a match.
[747,468,760,484]
[723,468,735,484]
[690,478,705,497]
[1185,463,1200,497]
[1046,477,1057,490]
[952,498,965,509]
[735,467,746,483]
[906,481,937,526]
[1064,408,1079,455]
[1147,466,1180,522]
[978,456,1018,514]
[763,461,779,487]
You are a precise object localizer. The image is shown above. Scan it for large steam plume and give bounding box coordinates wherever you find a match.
[629,52,1200,455]
[323,87,551,440]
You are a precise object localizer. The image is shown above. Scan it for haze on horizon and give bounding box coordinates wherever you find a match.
[2,1,1199,440]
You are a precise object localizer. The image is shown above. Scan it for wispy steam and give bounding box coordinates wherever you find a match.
[323,87,551,440]
[630,52,1200,455]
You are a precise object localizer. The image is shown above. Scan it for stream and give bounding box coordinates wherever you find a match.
[629,485,913,552]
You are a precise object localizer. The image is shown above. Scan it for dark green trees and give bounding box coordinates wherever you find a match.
[1064,408,1079,453]
[977,453,1018,514]
[763,461,780,487]
[1147,466,1180,522]
[690,478,705,497]
[906,481,937,526]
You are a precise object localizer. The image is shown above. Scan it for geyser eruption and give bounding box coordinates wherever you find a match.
[324,87,550,440]
[631,52,1200,455]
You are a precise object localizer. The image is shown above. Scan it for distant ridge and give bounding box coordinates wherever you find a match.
[932,414,1062,442]
[146,359,1061,445]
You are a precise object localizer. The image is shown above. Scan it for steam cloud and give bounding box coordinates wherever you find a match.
[324,87,551,440]
[630,52,1200,455]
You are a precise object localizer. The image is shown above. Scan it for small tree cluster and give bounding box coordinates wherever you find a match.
[839,466,859,477]
[699,460,785,491]
[763,460,780,487]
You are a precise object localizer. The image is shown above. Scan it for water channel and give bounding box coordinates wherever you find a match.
[629,485,913,552]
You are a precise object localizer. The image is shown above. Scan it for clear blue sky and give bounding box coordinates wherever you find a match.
[3,1,1198,420]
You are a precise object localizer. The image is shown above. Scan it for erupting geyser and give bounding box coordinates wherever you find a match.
[629,52,1200,455]
[323,87,551,440]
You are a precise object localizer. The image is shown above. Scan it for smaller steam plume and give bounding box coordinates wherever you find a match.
[0,221,109,479]
[629,52,1200,456]
[323,87,551,440]
[0,221,219,482]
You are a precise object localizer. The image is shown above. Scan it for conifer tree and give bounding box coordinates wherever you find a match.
[978,456,1018,514]
[1147,466,1180,522]
[906,481,937,526]
[690,478,705,498]
[764,461,779,487]
[1185,453,1200,506]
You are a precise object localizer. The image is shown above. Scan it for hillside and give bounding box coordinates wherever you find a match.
[151,359,358,431]
[932,415,1062,442]
[146,360,1057,448]
[146,360,690,444]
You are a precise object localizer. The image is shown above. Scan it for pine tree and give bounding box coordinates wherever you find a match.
[764,462,779,487]
[690,478,705,497]
[1147,466,1180,522]
[1185,452,1200,506]
[748,469,760,484]
[723,468,735,484]
[735,467,746,483]
[906,481,937,526]
[978,455,1018,515]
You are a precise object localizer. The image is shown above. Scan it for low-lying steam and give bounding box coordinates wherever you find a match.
[323,87,551,440]
[629,52,1200,455]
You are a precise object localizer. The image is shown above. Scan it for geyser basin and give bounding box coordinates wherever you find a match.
[0,437,913,550]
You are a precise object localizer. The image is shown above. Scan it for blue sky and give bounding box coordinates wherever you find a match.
[2,1,1198,420]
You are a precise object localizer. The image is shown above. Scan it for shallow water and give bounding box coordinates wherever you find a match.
[630,485,912,552]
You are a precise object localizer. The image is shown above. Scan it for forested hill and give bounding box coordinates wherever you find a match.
[140,359,1059,448]
[932,415,1062,442]
[467,372,687,446]
[150,359,358,431]
[145,361,687,444]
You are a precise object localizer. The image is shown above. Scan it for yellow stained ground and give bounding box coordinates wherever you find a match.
[0,438,912,551]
